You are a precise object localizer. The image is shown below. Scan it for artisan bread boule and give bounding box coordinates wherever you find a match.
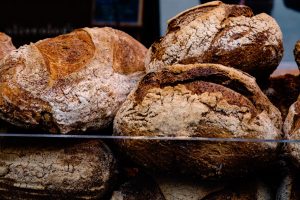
[0,27,146,134]
[145,1,283,80]
[114,63,282,179]
[0,139,117,199]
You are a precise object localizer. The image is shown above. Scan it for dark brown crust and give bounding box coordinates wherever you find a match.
[111,175,165,200]
[0,139,117,200]
[36,30,95,81]
[264,74,300,119]
[295,40,300,68]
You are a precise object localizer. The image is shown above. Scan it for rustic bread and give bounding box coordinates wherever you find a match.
[0,32,15,60]
[0,27,146,134]
[283,97,300,168]
[0,139,117,199]
[264,74,300,119]
[114,63,282,179]
[145,1,283,80]
[295,40,300,68]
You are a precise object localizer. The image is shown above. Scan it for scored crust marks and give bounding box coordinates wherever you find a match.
[146,1,283,73]
[36,30,96,81]
[115,64,281,139]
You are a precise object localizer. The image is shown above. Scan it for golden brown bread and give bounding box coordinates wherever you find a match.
[114,63,282,179]
[0,139,117,199]
[145,1,283,80]
[0,27,147,134]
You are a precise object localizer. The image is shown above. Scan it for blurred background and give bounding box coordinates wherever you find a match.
[0,0,299,73]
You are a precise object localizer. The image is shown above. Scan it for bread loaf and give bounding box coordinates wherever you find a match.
[0,27,146,133]
[114,63,282,179]
[295,40,300,68]
[0,33,15,60]
[0,139,117,199]
[145,1,283,80]
[283,97,300,168]
[264,74,300,119]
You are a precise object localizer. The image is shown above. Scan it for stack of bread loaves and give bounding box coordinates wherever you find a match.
[114,0,284,180]
[1,0,300,198]
[0,28,147,199]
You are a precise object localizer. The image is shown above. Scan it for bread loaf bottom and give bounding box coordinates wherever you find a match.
[0,139,117,199]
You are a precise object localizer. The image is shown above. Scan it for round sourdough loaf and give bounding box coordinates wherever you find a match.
[145,1,283,80]
[0,27,146,133]
[114,63,282,179]
[0,32,15,60]
[295,40,300,68]
[0,139,117,200]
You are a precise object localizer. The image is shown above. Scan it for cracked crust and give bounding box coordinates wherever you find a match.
[113,63,282,179]
[0,33,15,61]
[295,40,300,68]
[0,139,117,200]
[0,27,147,134]
[283,97,300,168]
[145,1,283,80]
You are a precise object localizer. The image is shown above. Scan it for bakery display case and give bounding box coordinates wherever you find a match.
[1,0,300,199]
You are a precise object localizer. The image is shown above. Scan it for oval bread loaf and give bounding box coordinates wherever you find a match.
[145,1,283,80]
[0,139,117,200]
[114,63,282,179]
[0,27,147,134]
[0,32,15,61]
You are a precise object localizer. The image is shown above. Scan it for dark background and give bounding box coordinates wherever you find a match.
[0,0,160,48]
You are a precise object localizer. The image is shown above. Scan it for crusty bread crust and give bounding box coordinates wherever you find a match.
[0,27,146,133]
[0,32,15,60]
[145,1,283,79]
[114,63,282,179]
[283,97,300,168]
[0,139,117,199]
